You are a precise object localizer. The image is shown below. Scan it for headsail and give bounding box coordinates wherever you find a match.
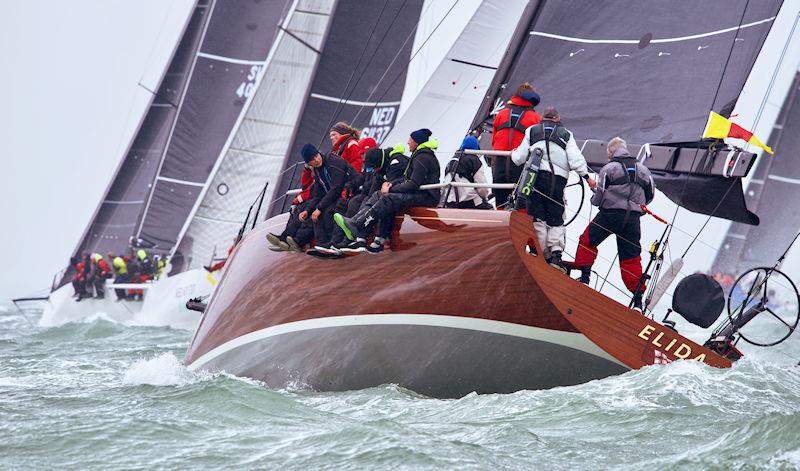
[174,1,335,270]
[470,0,783,223]
[134,0,290,252]
[383,0,528,165]
[268,0,425,217]
[68,2,209,265]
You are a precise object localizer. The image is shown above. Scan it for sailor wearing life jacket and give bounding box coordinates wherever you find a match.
[443,136,492,209]
[329,121,365,171]
[491,83,542,207]
[511,107,596,271]
[335,128,441,253]
[573,137,655,310]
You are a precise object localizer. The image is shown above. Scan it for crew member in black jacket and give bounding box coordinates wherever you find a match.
[333,144,410,252]
[298,143,353,253]
[335,128,440,253]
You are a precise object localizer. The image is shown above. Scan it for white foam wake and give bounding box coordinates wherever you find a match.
[122,353,196,386]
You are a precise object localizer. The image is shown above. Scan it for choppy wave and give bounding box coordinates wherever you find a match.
[1,305,799,469]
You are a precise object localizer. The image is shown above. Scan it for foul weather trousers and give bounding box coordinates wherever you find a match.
[574,209,644,293]
[281,201,314,246]
[313,199,346,247]
[491,156,524,208]
[527,171,567,259]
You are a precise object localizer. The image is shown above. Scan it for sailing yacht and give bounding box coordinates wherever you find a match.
[184,0,799,397]
[43,0,299,328]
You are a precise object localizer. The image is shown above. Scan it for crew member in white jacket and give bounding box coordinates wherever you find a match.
[511,106,596,271]
[442,135,492,209]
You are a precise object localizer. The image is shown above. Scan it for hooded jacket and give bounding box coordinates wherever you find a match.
[308,153,353,211]
[510,119,590,180]
[444,138,489,205]
[591,148,655,213]
[492,95,542,151]
[390,139,441,200]
[333,134,364,171]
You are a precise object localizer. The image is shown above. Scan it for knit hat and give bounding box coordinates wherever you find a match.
[410,128,432,145]
[519,90,541,107]
[460,135,480,151]
[363,147,385,170]
[301,143,319,163]
[543,106,560,120]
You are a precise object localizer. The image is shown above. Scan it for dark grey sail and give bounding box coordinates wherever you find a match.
[68,1,210,266]
[135,0,290,251]
[714,71,800,274]
[471,0,782,223]
[269,0,425,216]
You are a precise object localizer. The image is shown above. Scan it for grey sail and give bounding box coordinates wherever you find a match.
[68,1,210,266]
[470,0,782,223]
[269,0,425,217]
[174,1,335,270]
[714,71,800,274]
[135,0,290,254]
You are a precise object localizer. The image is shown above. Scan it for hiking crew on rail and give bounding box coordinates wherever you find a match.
[261,110,653,308]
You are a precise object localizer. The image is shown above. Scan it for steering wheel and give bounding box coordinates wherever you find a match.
[727,267,800,347]
[563,176,586,227]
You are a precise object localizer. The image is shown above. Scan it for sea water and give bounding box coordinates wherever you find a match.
[1,301,799,470]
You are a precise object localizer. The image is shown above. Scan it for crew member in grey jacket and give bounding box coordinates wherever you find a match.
[511,106,596,271]
[573,137,655,309]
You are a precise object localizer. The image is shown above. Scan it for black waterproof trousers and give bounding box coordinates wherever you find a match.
[526,171,567,226]
[281,201,315,246]
[491,156,523,207]
[313,199,347,247]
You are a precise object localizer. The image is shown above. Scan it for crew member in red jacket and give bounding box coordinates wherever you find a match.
[330,121,364,171]
[266,163,315,252]
[491,82,541,207]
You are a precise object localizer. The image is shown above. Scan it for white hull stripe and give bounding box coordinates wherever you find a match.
[768,174,800,185]
[157,176,205,187]
[530,17,775,44]
[186,314,626,371]
[197,52,265,66]
[310,93,401,107]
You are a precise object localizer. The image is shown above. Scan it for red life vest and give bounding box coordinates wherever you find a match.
[492,96,541,151]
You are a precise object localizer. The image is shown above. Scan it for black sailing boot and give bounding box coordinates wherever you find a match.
[548,251,568,274]
[578,267,591,284]
[631,292,644,312]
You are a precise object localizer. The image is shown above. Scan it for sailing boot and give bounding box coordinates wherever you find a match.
[631,292,644,312]
[334,211,372,241]
[548,251,568,274]
[578,267,591,285]
[337,239,368,253]
[367,237,386,254]
[285,236,303,252]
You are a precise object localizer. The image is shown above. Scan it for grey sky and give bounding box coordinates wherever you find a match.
[1,1,192,299]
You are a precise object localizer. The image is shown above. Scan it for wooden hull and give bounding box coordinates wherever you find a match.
[184,208,728,398]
